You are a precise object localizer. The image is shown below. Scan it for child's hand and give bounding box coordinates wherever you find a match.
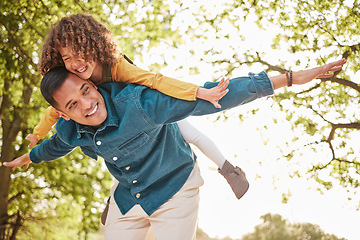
[25,134,39,148]
[270,58,347,90]
[3,153,31,171]
[196,77,230,108]
[293,58,347,85]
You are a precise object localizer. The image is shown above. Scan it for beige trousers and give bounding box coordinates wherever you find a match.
[105,163,204,240]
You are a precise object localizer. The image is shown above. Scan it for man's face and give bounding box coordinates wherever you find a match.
[53,73,107,127]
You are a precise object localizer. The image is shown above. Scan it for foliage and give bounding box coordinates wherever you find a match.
[196,213,345,240]
[1,0,359,239]
[160,0,360,205]
[0,0,181,239]
[235,0,360,204]
[196,227,240,240]
[241,213,346,240]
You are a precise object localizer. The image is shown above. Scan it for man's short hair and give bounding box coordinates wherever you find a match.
[40,66,69,109]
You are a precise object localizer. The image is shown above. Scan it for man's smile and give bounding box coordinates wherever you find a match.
[86,103,98,117]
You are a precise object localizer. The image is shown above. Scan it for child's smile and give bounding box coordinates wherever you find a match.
[59,45,102,82]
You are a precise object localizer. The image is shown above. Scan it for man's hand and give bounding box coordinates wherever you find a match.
[3,153,31,170]
[25,134,39,148]
[196,77,230,108]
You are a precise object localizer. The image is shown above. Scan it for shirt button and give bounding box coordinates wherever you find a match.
[136,193,141,198]
[125,166,130,170]
[132,180,137,184]
[113,157,118,161]
[96,141,102,146]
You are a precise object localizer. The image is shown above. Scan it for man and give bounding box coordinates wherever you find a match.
[4,58,346,239]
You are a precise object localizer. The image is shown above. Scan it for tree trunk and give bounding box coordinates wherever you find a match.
[0,151,14,239]
[0,93,24,239]
[9,212,22,240]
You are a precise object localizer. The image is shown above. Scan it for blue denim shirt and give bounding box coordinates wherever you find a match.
[30,71,273,216]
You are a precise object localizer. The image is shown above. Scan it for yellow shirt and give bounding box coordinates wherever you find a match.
[33,55,199,139]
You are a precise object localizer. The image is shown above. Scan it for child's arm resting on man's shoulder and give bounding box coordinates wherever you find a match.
[196,77,229,108]
[26,106,60,148]
[112,55,229,108]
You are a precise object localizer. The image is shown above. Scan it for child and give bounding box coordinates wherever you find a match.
[27,13,248,200]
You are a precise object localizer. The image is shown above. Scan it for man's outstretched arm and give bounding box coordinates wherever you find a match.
[4,133,75,170]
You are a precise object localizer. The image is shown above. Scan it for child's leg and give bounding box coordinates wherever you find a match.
[177,119,249,199]
[177,119,226,168]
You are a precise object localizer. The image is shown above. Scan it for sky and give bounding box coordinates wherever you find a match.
[132,2,360,239]
[189,113,360,240]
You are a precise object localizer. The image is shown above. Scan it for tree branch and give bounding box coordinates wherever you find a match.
[0,16,36,69]
[311,157,360,172]
[321,77,360,92]
[8,186,57,203]
[20,12,44,38]
[297,82,321,95]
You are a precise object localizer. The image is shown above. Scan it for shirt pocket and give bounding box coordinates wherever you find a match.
[118,132,150,156]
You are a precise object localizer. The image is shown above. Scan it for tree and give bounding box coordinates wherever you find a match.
[234,0,360,205]
[0,0,181,239]
[196,227,240,240]
[242,214,291,240]
[1,0,358,238]
[242,213,346,240]
[159,0,360,205]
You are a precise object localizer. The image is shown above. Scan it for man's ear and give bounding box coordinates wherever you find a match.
[55,110,71,121]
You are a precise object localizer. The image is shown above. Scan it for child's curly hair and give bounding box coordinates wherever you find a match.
[39,13,119,76]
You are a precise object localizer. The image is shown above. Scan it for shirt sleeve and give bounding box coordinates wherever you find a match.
[33,106,60,139]
[177,119,226,168]
[111,55,199,101]
[30,133,75,163]
[139,71,274,125]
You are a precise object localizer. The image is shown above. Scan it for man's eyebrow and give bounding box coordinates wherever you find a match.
[65,99,73,109]
[64,83,87,109]
[80,83,87,91]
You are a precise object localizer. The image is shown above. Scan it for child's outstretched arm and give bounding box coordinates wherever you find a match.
[111,55,229,108]
[26,106,59,148]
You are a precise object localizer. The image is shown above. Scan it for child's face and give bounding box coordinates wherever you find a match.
[59,45,99,81]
